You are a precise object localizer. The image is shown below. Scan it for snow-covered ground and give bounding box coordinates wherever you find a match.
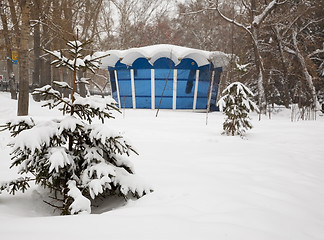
[0,92,324,240]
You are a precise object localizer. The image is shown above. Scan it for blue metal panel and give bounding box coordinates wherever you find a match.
[154,67,174,109]
[132,58,152,69]
[210,68,222,110]
[119,96,133,109]
[176,69,196,109]
[109,70,117,94]
[134,68,151,109]
[153,58,175,69]
[155,96,173,109]
[108,57,222,110]
[176,58,198,70]
[196,65,210,109]
[116,69,133,108]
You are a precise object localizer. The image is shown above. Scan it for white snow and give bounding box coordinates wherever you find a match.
[53,81,72,89]
[73,95,116,111]
[97,44,231,68]
[217,82,259,114]
[34,85,61,97]
[46,40,101,73]
[67,40,82,49]
[11,120,58,155]
[252,0,277,26]
[57,116,83,134]
[48,147,72,173]
[88,124,120,145]
[1,92,324,239]
[67,180,91,214]
[236,62,250,72]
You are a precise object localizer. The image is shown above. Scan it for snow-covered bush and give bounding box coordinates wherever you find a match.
[217,82,259,136]
[0,39,152,215]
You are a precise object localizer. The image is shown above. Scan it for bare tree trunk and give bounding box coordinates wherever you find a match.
[32,0,41,101]
[292,28,318,109]
[78,71,87,97]
[62,0,74,40]
[17,0,31,116]
[40,1,51,87]
[273,25,290,107]
[8,0,21,46]
[250,0,266,114]
[215,0,280,116]
[51,0,62,89]
[0,0,17,99]
[88,0,103,41]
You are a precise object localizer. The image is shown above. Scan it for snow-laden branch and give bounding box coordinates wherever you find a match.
[1,37,153,216]
[308,49,324,58]
[43,40,110,74]
[217,82,259,136]
[215,7,253,37]
[284,46,297,55]
[252,0,278,26]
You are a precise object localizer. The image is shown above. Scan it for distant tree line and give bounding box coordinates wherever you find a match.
[0,0,323,115]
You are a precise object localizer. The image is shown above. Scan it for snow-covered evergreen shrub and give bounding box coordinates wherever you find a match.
[0,39,152,215]
[217,82,259,136]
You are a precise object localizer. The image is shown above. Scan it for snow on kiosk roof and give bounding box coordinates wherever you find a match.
[99,44,230,110]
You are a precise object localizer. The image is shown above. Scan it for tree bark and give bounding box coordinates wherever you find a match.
[273,25,290,107]
[291,28,318,109]
[40,1,51,87]
[250,0,266,114]
[8,0,21,47]
[32,0,41,101]
[0,1,17,99]
[17,0,31,116]
[78,71,87,97]
[215,1,280,115]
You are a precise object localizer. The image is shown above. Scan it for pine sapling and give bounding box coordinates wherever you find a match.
[217,82,259,136]
[0,37,153,215]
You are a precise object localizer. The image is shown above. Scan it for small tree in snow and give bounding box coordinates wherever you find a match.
[0,38,152,215]
[217,82,259,136]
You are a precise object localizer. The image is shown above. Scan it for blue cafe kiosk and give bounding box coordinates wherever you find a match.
[99,44,230,110]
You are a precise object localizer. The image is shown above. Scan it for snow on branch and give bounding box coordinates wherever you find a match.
[1,117,35,137]
[113,168,153,198]
[67,180,91,214]
[284,46,297,56]
[88,124,137,156]
[43,40,109,74]
[10,120,59,155]
[217,82,259,136]
[308,49,324,58]
[215,7,252,35]
[1,37,153,216]
[72,95,118,123]
[53,81,73,90]
[77,78,90,84]
[252,0,278,26]
[0,177,32,195]
[32,85,73,114]
[48,147,73,173]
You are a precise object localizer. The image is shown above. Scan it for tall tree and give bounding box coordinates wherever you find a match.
[175,0,234,51]
[8,0,20,47]
[32,0,41,98]
[0,0,17,99]
[214,0,283,114]
[110,0,169,48]
[268,0,323,109]
[17,0,31,116]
